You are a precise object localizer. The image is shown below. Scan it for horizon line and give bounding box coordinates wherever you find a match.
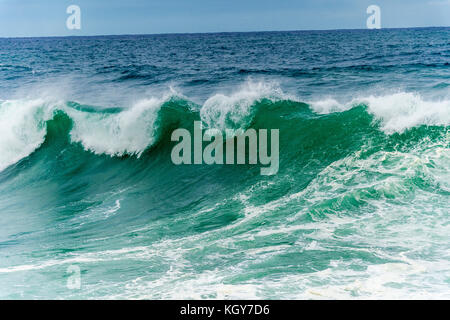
[1,25,448,40]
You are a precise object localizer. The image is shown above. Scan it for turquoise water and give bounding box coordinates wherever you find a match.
[0,28,449,299]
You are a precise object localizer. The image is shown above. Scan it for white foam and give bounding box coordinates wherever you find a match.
[0,99,55,171]
[363,92,450,133]
[68,97,164,157]
[311,92,450,134]
[0,95,172,172]
[200,80,289,130]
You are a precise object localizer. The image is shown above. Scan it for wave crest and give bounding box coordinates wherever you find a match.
[311,92,450,133]
[67,97,164,157]
[0,84,448,172]
[0,99,54,171]
[200,81,290,130]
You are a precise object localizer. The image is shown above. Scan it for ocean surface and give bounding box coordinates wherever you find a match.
[0,28,449,299]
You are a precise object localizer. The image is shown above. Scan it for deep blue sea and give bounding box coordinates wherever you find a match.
[0,28,449,299]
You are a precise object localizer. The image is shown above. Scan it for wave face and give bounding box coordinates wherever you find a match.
[0,28,449,299]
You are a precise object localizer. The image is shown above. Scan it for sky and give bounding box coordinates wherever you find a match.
[0,0,449,37]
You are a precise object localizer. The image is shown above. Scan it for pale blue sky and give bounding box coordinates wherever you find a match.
[0,0,448,37]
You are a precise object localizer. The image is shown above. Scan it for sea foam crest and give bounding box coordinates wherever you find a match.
[311,92,450,133]
[200,81,290,130]
[0,95,169,172]
[67,97,164,157]
[1,85,449,173]
[0,81,289,172]
[363,92,450,133]
[0,99,54,171]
